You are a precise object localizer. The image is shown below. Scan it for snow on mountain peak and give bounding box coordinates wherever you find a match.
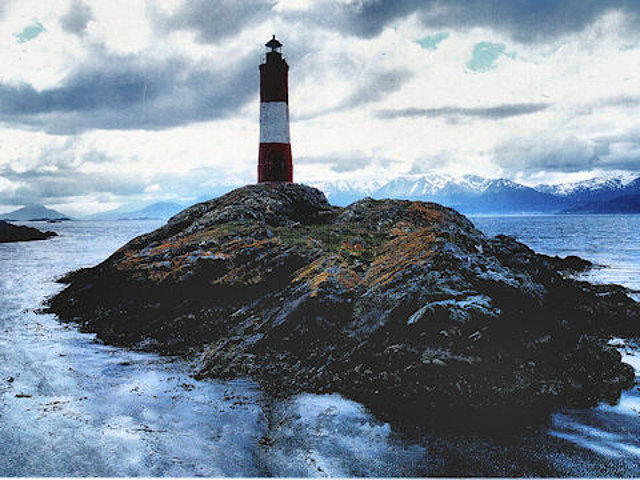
[312,171,640,210]
[537,173,640,196]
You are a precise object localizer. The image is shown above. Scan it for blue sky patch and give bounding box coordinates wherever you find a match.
[14,20,46,44]
[416,32,450,50]
[467,42,514,72]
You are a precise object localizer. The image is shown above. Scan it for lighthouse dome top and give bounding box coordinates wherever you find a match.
[265,35,282,51]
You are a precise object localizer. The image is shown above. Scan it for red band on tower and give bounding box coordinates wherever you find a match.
[258,35,293,183]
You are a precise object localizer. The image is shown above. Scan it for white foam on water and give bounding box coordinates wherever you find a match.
[550,431,623,458]
[262,392,428,477]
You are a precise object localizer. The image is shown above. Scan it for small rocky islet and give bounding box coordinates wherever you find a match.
[0,220,58,243]
[47,183,639,431]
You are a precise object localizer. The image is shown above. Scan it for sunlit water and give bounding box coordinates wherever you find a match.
[0,216,638,476]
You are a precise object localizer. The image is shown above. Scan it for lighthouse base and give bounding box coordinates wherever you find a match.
[258,143,293,183]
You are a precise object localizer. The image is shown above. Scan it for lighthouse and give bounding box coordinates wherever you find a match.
[258,35,293,183]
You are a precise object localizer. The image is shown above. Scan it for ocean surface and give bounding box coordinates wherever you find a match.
[0,216,638,476]
[473,214,640,297]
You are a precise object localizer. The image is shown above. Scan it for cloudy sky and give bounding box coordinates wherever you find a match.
[1,0,639,215]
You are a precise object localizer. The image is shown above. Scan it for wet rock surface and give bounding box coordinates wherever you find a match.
[0,220,57,243]
[48,183,639,431]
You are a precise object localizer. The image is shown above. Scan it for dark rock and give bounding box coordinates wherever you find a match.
[0,220,57,243]
[549,254,593,273]
[47,183,639,432]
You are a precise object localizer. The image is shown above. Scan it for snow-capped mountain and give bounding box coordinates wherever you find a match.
[315,174,559,213]
[536,173,640,200]
[372,174,461,198]
[372,174,562,213]
[313,173,640,214]
[310,179,381,206]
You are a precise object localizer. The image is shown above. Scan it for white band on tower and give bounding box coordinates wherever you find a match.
[260,102,290,144]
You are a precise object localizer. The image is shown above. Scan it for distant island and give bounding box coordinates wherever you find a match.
[0,220,58,243]
[48,183,639,432]
[0,204,71,222]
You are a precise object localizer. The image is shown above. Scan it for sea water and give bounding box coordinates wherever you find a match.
[473,214,640,295]
[0,216,638,476]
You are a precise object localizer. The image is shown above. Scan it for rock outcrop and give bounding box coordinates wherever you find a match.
[48,183,639,431]
[0,220,58,243]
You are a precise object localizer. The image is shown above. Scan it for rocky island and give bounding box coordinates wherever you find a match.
[0,220,58,243]
[48,184,639,431]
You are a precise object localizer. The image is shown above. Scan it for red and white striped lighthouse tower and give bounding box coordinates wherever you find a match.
[258,35,293,183]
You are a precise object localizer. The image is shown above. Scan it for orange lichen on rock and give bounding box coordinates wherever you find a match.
[293,257,333,296]
[148,230,213,257]
[407,202,446,225]
[365,227,435,287]
[114,250,142,271]
[337,266,361,290]
[293,255,361,296]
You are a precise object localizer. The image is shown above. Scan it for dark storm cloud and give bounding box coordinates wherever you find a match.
[494,134,598,173]
[494,125,640,175]
[60,0,94,35]
[303,0,640,43]
[597,154,640,171]
[154,0,276,43]
[600,95,640,107]
[574,94,640,116]
[343,69,412,109]
[292,67,412,121]
[377,103,549,120]
[0,49,257,134]
[0,152,149,206]
[591,128,640,171]
[154,0,631,47]
[0,152,240,207]
[0,142,219,207]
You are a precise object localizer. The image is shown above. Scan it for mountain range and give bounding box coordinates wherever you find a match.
[85,201,185,220]
[2,174,639,221]
[0,205,71,221]
[312,173,640,214]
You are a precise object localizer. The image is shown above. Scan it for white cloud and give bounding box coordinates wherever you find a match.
[85,1,152,53]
